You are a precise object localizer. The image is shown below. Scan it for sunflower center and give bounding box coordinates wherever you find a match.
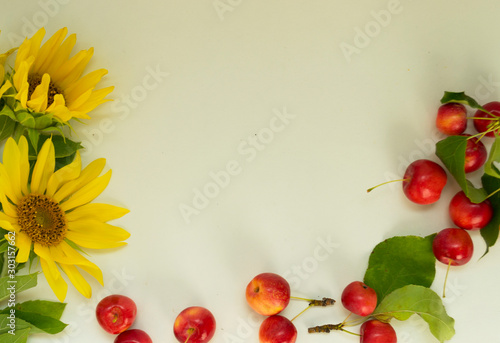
[17,194,67,246]
[27,73,63,107]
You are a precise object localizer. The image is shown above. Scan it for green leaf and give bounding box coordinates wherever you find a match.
[11,300,66,321]
[0,274,38,302]
[440,91,484,110]
[374,285,455,342]
[0,309,67,334]
[480,174,500,255]
[364,235,436,303]
[14,111,35,129]
[0,328,30,343]
[435,135,488,203]
[26,129,40,155]
[0,116,16,143]
[483,136,500,178]
[33,114,53,130]
[0,104,17,122]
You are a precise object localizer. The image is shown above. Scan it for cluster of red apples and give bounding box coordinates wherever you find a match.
[95,294,216,343]
[244,272,396,342]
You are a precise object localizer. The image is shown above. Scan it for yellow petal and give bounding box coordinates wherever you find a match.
[45,33,77,78]
[67,219,130,242]
[59,263,91,298]
[46,151,81,197]
[18,136,30,196]
[65,232,127,249]
[64,69,108,104]
[59,241,103,284]
[2,138,23,203]
[46,94,72,122]
[15,232,32,263]
[26,73,50,112]
[70,87,113,114]
[65,203,129,223]
[0,79,12,97]
[0,220,15,232]
[14,27,45,72]
[13,57,35,108]
[60,170,112,211]
[40,257,67,302]
[30,138,55,194]
[0,212,17,227]
[32,27,68,74]
[53,158,106,203]
[52,48,93,89]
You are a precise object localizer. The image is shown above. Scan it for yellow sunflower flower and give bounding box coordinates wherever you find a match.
[0,136,129,302]
[9,27,113,122]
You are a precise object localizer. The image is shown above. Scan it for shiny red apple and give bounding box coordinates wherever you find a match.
[96,294,137,334]
[173,306,216,343]
[246,273,290,316]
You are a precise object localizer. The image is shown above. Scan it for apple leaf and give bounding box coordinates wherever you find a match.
[480,174,500,255]
[363,235,436,304]
[483,136,500,178]
[435,135,488,203]
[440,91,483,109]
[373,285,455,343]
[10,301,66,321]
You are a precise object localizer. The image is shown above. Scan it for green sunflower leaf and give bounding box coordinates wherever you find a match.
[0,314,45,335]
[0,328,31,342]
[0,309,67,335]
[435,135,488,203]
[0,104,17,121]
[373,285,455,343]
[9,300,66,321]
[0,274,38,302]
[363,235,436,304]
[0,116,16,143]
[14,111,35,129]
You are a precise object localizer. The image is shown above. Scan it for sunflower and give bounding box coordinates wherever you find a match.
[8,27,113,123]
[0,136,129,302]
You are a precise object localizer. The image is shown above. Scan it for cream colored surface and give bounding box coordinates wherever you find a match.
[1,0,499,342]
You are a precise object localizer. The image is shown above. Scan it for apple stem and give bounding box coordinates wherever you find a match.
[341,312,352,325]
[307,323,360,336]
[442,260,452,298]
[184,328,195,343]
[366,179,410,193]
[290,296,335,307]
[486,186,500,199]
[291,304,313,322]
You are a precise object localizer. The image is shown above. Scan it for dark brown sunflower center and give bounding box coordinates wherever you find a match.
[27,73,63,107]
[17,194,67,246]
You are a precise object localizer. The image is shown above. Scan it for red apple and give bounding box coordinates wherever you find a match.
[432,228,474,266]
[259,315,297,343]
[436,103,467,135]
[462,134,487,173]
[341,281,377,317]
[449,191,493,230]
[246,273,291,316]
[473,101,500,137]
[114,329,153,343]
[96,294,137,334]
[360,320,397,343]
[173,306,216,343]
[402,159,447,205]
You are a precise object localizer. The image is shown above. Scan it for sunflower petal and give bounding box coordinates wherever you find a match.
[46,151,82,197]
[64,69,108,104]
[58,241,103,284]
[46,94,72,122]
[67,219,130,242]
[0,79,12,97]
[45,33,77,78]
[15,232,32,263]
[17,136,30,196]
[14,27,45,72]
[66,203,129,223]
[30,138,55,194]
[60,170,112,211]
[2,138,24,203]
[32,27,68,74]
[59,263,91,298]
[53,158,106,203]
[27,73,50,112]
[0,220,15,232]
[40,257,67,302]
[70,87,114,114]
[52,48,93,89]
[65,233,128,249]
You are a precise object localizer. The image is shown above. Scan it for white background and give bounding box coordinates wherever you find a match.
[1,0,500,342]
